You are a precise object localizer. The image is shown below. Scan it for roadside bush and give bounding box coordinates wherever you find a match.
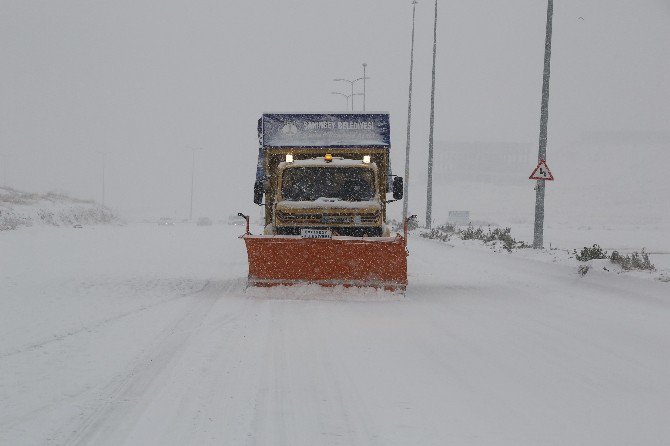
[0,210,32,230]
[459,225,485,241]
[610,249,655,271]
[578,265,590,276]
[420,223,455,242]
[423,224,529,252]
[574,244,608,261]
[479,227,531,252]
[37,209,57,225]
[457,225,529,252]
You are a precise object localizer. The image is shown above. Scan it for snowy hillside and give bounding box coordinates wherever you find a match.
[0,187,121,230]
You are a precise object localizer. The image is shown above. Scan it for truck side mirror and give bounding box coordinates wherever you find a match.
[253,180,264,205]
[392,177,404,200]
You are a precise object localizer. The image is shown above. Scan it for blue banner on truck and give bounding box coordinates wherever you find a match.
[261,113,390,148]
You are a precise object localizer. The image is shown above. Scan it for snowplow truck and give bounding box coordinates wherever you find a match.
[241,112,407,291]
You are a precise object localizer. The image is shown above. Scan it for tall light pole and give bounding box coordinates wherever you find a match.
[0,153,8,188]
[96,151,108,208]
[331,92,363,111]
[402,0,418,225]
[425,0,438,229]
[332,91,350,110]
[334,76,369,111]
[189,147,203,221]
[362,63,368,111]
[533,0,554,249]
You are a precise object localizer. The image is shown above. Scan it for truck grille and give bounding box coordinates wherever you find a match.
[276,211,380,225]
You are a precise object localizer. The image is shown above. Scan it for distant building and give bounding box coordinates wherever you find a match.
[448,211,470,226]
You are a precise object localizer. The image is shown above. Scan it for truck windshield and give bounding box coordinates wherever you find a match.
[281,167,375,201]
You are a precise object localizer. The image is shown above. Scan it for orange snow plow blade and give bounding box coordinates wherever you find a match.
[242,235,408,291]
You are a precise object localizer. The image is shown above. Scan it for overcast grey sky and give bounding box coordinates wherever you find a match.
[1,0,668,219]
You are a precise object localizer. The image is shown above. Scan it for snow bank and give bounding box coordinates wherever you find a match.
[416,225,669,283]
[0,187,121,230]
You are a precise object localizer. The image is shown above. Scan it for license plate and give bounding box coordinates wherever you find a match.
[300,228,332,239]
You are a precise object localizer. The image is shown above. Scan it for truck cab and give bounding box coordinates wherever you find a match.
[253,113,402,238]
[274,156,383,236]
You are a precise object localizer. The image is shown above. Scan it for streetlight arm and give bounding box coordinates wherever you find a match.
[334,77,369,111]
[335,77,369,84]
[331,92,350,110]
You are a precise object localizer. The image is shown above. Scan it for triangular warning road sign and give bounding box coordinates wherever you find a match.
[529,159,554,181]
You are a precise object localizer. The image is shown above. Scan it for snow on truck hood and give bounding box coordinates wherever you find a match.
[276,198,382,210]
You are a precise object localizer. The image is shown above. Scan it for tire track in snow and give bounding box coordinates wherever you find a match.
[242,301,380,446]
[62,278,244,445]
[0,279,215,441]
[314,304,379,446]
[244,302,290,446]
[158,289,264,445]
[117,284,269,445]
[0,279,211,359]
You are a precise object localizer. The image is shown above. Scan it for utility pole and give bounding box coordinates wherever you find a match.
[0,153,8,188]
[362,63,367,111]
[189,147,203,221]
[402,0,418,225]
[425,0,438,229]
[533,0,554,249]
[96,151,108,208]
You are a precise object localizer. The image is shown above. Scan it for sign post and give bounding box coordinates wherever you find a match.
[425,0,438,229]
[533,0,554,249]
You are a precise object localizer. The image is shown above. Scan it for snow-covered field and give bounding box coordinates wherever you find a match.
[1,223,668,445]
[420,137,670,272]
[0,187,121,231]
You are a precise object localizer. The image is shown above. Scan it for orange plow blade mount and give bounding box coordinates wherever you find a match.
[242,235,408,291]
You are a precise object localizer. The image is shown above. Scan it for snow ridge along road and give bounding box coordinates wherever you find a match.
[1,224,668,445]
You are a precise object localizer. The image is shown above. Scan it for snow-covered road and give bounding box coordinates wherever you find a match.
[1,224,668,445]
